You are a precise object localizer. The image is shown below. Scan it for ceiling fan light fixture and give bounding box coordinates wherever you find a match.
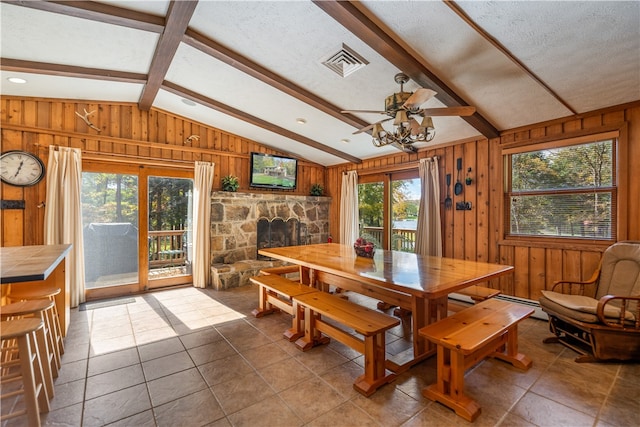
[421,116,434,130]
[393,110,410,126]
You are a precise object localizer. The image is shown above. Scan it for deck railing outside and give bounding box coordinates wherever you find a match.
[361,226,417,253]
[149,230,188,268]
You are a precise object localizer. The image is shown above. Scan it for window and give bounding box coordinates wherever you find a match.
[505,136,616,240]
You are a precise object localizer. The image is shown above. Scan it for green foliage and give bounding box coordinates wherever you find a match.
[310,183,323,196]
[148,177,192,231]
[221,175,239,192]
[82,173,139,226]
[81,173,193,232]
[358,182,384,227]
[358,180,418,228]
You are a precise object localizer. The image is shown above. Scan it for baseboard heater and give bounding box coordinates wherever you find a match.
[449,293,548,321]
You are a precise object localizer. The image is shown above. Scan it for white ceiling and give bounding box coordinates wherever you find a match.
[1,1,638,166]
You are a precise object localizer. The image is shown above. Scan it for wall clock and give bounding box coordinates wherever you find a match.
[0,150,46,187]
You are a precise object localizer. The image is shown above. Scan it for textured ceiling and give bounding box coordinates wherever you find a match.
[1,0,638,166]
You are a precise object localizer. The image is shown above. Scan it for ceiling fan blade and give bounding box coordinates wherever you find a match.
[352,117,392,135]
[402,88,437,110]
[341,109,387,114]
[415,106,476,117]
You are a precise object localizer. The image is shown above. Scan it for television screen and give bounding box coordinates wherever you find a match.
[250,152,297,190]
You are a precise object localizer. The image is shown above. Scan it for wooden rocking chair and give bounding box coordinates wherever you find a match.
[539,241,640,362]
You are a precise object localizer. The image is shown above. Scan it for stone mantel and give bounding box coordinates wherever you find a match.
[209,192,331,289]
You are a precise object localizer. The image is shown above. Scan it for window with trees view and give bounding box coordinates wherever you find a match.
[506,137,616,240]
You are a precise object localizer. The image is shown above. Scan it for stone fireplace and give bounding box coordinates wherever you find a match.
[209,192,330,289]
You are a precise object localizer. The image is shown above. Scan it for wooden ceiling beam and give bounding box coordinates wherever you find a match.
[163,81,362,164]
[2,0,165,33]
[139,1,198,110]
[0,58,147,83]
[313,0,500,139]
[183,29,371,131]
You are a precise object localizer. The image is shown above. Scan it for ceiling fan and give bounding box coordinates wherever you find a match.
[342,73,476,149]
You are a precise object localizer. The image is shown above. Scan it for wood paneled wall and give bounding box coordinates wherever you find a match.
[2,96,639,301]
[0,96,325,247]
[326,102,640,301]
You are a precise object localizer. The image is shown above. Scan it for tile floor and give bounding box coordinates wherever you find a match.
[6,285,639,427]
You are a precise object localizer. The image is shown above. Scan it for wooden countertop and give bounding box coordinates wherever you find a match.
[1,244,72,284]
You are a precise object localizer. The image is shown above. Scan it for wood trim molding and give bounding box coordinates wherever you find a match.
[1,123,323,168]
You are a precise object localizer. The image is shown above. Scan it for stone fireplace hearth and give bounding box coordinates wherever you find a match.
[209,192,330,289]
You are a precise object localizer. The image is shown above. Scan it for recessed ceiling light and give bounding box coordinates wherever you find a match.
[341,138,350,144]
[296,118,307,124]
[181,98,196,107]
[7,77,27,84]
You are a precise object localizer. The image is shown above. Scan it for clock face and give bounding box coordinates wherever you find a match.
[0,151,46,187]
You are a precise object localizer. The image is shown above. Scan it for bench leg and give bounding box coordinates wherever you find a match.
[422,346,481,422]
[353,333,397,397]
[492,326,532,370]
[283,299,305,342]
[251,287,280,318]
[294,305,329,351]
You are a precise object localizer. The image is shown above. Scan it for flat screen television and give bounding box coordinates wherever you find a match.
[249,152,297,190]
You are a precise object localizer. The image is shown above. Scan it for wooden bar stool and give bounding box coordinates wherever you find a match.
[1,318,51,426]
[1,300,58,399]
[8,285,65,361]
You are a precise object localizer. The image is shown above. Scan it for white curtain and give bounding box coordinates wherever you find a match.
[415,157,442,256]
[44,146,85,307]
[339,170,359,246]
[193,161,214,288]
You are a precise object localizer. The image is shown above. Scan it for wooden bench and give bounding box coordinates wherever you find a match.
[293,291,400,396]
[456,285,501,303]
[418,299,533,422]
[258,265,301,278]
[249,274,318,341]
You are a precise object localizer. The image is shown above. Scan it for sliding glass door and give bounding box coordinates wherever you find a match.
[81,162,193,299]
[357,171,419,252]
[147,175,193,289]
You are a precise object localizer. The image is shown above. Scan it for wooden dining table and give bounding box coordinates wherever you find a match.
[1,244,72,336]
[259,243,514,372]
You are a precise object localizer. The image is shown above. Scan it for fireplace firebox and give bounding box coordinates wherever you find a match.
[257,218,300,259]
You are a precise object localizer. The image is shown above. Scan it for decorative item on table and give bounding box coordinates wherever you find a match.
[354,237,375,258]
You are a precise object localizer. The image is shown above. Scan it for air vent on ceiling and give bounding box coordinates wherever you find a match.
[322,44,369,78]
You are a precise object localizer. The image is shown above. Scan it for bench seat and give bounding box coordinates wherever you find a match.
[293,291,400,396]
[418,299,533,421]
[456,285,501,303]
[249,274,318,341]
